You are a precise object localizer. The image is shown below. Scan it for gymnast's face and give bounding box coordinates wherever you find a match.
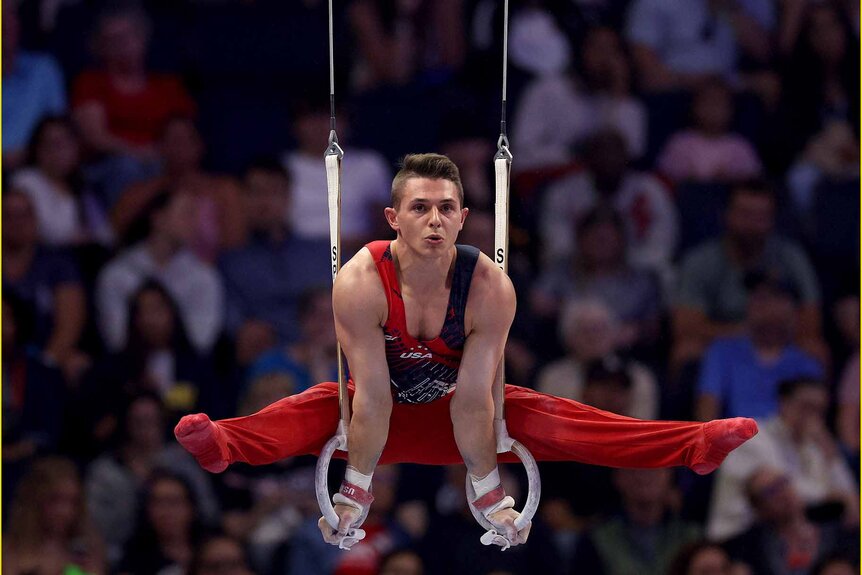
[385,177,468,258]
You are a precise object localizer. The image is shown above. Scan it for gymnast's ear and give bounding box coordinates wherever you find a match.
[384,206,399,232]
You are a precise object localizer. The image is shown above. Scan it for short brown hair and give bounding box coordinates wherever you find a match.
[391,153,464,209]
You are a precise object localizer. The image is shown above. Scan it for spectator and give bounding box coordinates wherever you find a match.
[537,299,659,420]
[708,378,857,540]
[657,78,763,184]
[2,293,66,499]
[810,555,859,575]
[282,98,391,248]
[96,190,224,354]
[780,1,859,163]
[539,130,678,275]
[2,190,88,378]
[786,120,859,218]
[625,0,771,92]
[3,457,106,575]
[247,285,337,394]
[2,2,66,170]
[220,159,330,365]
[696,272,823,422]
[112,116,246,262]
[189,535,254,575]
[72,3,195,207]
[348,0,465,91]
[378,548,424,575]
[288,465,415,575]
[668,540,746,575]
[571,468,701,575]
[672,179,826,366]
[535,208,663,353]
[834,296,859,461]
[513,26,647,171]
[723,466,858,575]
[118,470,205,575]
[12,116,113,248]
[86,392,220,566]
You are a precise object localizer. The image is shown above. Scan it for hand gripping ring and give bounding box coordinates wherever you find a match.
[465,425,541,551]
[315,422,370,550]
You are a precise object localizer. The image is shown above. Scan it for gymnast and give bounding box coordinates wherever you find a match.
[175,153,758,549]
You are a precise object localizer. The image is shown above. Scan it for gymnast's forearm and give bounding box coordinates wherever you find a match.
[347,390,392,475]
[451,391,497,478]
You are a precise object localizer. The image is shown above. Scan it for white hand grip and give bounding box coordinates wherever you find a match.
[325,153,341,284]
[493,157,510,273]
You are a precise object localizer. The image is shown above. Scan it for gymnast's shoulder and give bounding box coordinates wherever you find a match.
[332,247,387,321]
[466,250,516,316]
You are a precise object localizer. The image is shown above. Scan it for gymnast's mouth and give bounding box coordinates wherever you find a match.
[424,234,444,243]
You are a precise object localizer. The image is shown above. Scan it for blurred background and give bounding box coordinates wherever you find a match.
[1,0,860,573]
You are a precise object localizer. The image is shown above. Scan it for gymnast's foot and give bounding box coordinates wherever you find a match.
[691,417,759,475]
[175,413,229,473]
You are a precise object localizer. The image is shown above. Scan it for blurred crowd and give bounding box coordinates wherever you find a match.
[2,0,860,574]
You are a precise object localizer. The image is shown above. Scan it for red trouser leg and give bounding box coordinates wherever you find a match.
[185,382,754,472]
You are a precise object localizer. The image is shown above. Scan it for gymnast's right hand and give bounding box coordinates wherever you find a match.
[318,502,363,547]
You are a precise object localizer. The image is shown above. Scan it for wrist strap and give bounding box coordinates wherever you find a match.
[336,481,375,508]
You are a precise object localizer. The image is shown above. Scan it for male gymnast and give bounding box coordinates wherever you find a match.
[175,153,757,548]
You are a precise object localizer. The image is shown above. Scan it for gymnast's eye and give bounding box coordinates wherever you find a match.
[412,204,426,213]
[441,204,455,213]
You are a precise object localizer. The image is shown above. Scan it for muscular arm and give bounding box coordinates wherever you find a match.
[332,251,392,475]
[451,258,516,478]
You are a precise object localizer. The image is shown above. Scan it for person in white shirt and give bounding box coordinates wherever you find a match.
[96,190,224,353]
[707,377,858,541]
[282,99,391,248]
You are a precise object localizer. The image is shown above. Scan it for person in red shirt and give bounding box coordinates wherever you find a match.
[71,4,195,206]
[72,4,195,157]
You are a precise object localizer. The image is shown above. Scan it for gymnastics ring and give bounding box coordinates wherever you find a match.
[315,421,370,550]
[465,421,541,551]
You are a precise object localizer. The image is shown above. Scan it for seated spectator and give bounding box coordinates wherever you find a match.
[513,26,646,171]
[220,159,330,365]
[72,3,195,207]
[96,190,225,354]
[723,466,858,574]
[287,465,415,575]
[112,116,245,262]
[540,130,678,275]
[537,299,658,420]
[12,116,113,248]
[624,0,771,93]
[673,179,826,366]
[708,378,857,540]
[535,208,663,352]
[423,465,561,575]
[247,285,337,394]
[282,97,391,248]
[78,280,222,456]
[668,540,748,575]
[86,393,220,566]
[657,78,762,184]
[378,548,425,575]
[189,535,254,575]
[2,293,66,501]
[780,1,859,165]
[786,120,859,218]
[572,468,701,575]
[3,457,105,575]
[348,0,465,91]
[118,470,206,575]
[2,190,87,379]
[696,272,823,422]
[2,2,66,170]
[832,295,859,463]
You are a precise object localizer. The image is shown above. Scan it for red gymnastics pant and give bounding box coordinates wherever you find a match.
[179,382,757,473]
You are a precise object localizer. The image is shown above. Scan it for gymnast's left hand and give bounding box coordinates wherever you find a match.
[318,502,362,547]
[488,507,532,546]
